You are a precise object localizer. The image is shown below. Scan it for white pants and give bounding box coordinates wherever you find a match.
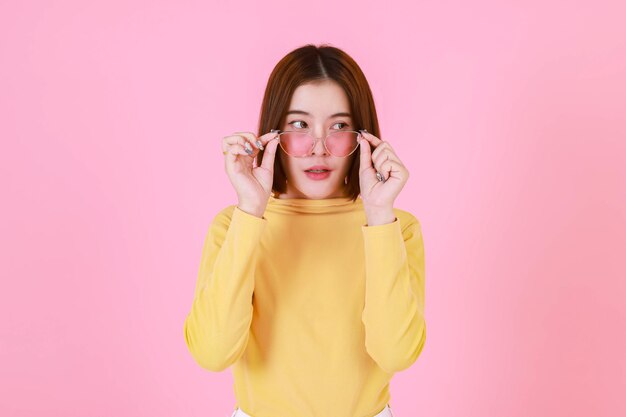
[230,404,395,417]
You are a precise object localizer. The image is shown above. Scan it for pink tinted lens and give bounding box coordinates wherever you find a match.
[326,131,358,156]
[279,132,313,157]
[279,131,358,157]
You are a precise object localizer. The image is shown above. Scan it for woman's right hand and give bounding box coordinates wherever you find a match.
[221,131,280,217]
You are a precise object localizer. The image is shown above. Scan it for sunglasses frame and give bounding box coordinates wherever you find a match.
[271,129,362,158]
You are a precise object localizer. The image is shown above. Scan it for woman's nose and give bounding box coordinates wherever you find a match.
[310,133,329,156]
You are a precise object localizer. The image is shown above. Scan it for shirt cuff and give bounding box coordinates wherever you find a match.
[361,217,403,252]
[229,206,268,239]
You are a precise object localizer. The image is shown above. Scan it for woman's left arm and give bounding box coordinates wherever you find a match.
[358,130,427,374]
[361,216,427,374]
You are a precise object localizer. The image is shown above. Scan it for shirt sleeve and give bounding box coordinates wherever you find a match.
[360,214,426,373]
[183,206,267,372]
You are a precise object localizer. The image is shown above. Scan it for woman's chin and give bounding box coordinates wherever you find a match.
[295,182,346,199]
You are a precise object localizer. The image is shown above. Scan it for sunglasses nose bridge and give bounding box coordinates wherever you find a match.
[307,132,329,156]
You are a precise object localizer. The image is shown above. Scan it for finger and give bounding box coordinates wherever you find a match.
[358,134,373,170]
[256,130,281,148]
[378,158,403,181]
[372,148,401,172]
[259,137,280,171]
[372,151,389,174]
[371,145,388,168]
[225,134,268,157]
[359,130,384,148]
[233,131,280,150]
[230,132,261,152]
[224,143,251,163]
[378,159,393,181]
[222,135,258,155]
[371,141,395,163]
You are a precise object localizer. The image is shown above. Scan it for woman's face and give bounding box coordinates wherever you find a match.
[277,80,357,199]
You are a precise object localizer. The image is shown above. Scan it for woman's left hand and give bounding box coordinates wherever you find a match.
[358,130,409,211]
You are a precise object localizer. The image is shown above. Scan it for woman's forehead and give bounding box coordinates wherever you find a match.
[288,82,351,117]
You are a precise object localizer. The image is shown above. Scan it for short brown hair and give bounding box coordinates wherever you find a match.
[255,43,382,202]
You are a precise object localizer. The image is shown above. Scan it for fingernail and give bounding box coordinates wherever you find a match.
[244,143,253,154]
[256,140,264,150]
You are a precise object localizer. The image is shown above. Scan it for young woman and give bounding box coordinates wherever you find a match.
[183,44,426,417]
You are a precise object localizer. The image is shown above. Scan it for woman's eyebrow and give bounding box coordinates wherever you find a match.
[286,110,352,118]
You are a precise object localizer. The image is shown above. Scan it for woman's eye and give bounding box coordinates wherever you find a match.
[289,120,308,129]
[288,120,349,130]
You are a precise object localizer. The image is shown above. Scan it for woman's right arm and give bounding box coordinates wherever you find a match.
[183,205,267,372]
[184,129,278,371]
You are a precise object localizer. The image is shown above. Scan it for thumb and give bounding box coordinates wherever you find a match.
[359,137,372,170]
[259,137,280,171]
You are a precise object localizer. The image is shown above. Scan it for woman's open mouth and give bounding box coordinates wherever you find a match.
[304,166,332,180]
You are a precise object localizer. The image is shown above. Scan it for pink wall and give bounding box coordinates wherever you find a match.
[1,1,624,416]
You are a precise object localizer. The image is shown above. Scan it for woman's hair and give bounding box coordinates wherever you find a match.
[255,43,381,202]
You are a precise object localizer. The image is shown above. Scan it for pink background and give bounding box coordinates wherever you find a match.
[1,1,625,416]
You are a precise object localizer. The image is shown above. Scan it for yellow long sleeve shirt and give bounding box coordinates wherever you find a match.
[183,195,426,417]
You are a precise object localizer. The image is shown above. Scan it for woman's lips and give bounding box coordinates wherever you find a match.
[304,170,332,180]
[305,165,332,171]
